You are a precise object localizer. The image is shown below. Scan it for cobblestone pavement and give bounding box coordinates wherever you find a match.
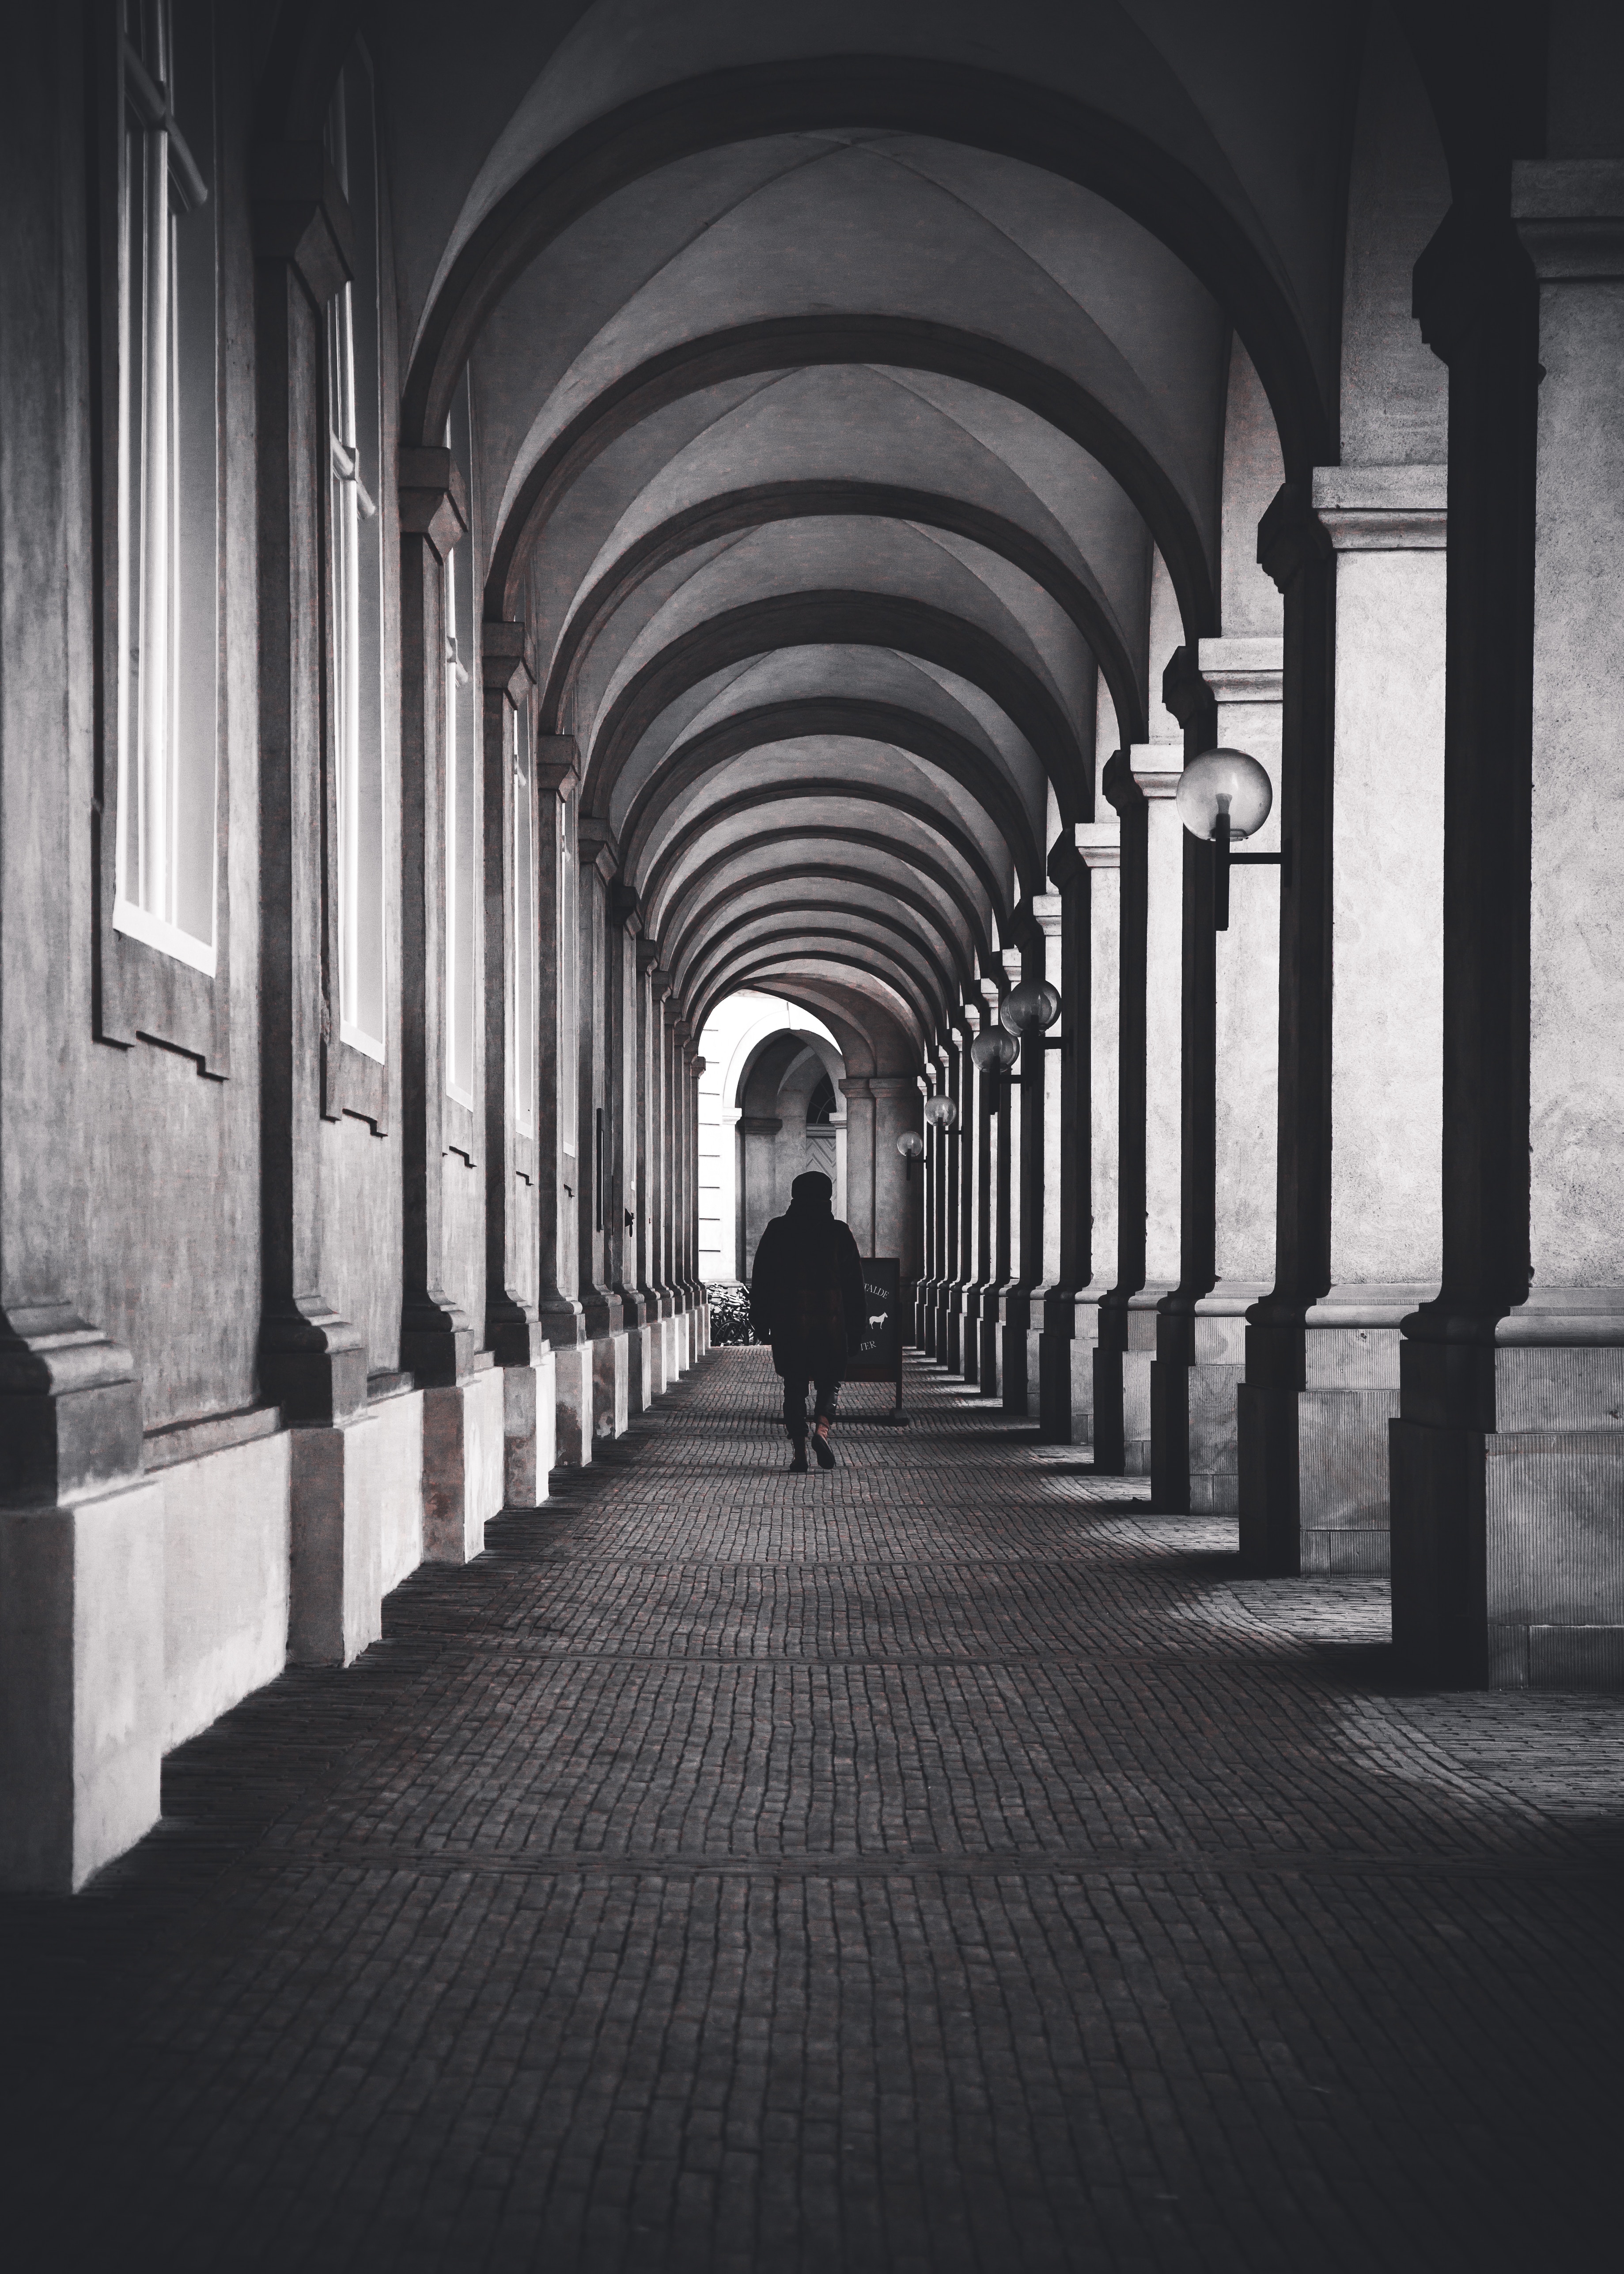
[6,1350,1623,2272]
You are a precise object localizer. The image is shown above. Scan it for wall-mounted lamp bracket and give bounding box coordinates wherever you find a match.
[1212,808,1287,931]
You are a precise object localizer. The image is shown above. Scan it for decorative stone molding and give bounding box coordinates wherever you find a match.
[577,819,619,884]
[481,618,535,699]
[398,445,467,560]
[1073,819,1121,869]
[251,142,355,304]
[1311,466,1447,551]
[1196,637,1283,705]
[1512,159,1624,280]
[535,734,580,798]
[1128,742,1183,800]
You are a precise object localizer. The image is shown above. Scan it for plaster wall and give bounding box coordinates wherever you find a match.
[1327,547,1446,1285]
[158,1431,292,1755]
[69,23,265,1429]
[1526,265,1624,1291]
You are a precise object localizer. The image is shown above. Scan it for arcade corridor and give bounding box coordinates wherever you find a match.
[7,1351,1619,2271]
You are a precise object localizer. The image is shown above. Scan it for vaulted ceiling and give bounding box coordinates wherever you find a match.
[363,0,1370,1075]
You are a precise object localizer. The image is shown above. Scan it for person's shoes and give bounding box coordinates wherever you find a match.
[813,1428,836,1470]
[789,1441,809,1473]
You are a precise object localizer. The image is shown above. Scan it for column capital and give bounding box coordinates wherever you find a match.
[839,1075,874,1099]
[534,734,579,799]
[1128,743,1183,800]
[737,1114,782,1136]
[398,446,467,561]
[481,619,536,697]
[867,1074,918,1098]
[1312,466,1447,552]
[1072,819,1121,870]
[251,142,355,304]
[577,818,618,883]
[1513,159,1624,279]
[1028,891,1064,938]
[1196,637,1283,705]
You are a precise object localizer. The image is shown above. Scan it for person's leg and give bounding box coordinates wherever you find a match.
[812,1374,841,1467]
[783,1368,811,1468]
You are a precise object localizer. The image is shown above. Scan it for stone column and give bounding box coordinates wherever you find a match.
[397,446,475,1391]
[632,944,663,1395]
[839,1078,877,1254]
[737,1112,783,1277]
[1242,474,1445,1574]
[1393,170,1624,1687]
[939,1023,966,1372]
[974,971,1007,1391]
[946,1013,976,1377]
[955,1005,992,1391]
[959,1005,996,1388]
[480,623,555,1507]
[687,1048,708,1351]
[0,61,156,1887]
[606,885,649,1412]
[870,1076,921,1290]
[1116,746,1184,1475]
[996,937,1043,1414]
[534,743,590,1463]
[256,156,369,1423]
[1060,821,1121,1451]
[922,1047,948,1356]
[1162,641,1282,1512]
[574,826,627,1440]
[912,1072,935,1347]
[1030,889,1081,1439]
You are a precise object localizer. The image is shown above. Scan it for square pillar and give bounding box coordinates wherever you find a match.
[1393,170,1624,1686]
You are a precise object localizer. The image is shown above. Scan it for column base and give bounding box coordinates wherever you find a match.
[289,1394,423,1664]
[978,1311,1000,1400]
[553,1341,594,1467]
[996,1289,1031,1415]
[0,1477,165,1891]
[591,1329,630,1443]
[502,1351,557,1509]
[423,1368,506,1563]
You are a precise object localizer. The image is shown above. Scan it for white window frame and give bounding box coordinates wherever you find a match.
[325,57,387,1065]
[512,699,536,1139]
[112,0,217,977]
[444,378,478,1113]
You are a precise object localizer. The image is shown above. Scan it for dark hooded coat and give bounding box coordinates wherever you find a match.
[749,1172,868,1379]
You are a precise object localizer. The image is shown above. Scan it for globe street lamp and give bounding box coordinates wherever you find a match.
[895,1129,925,1180]
[1174,747,1285,931]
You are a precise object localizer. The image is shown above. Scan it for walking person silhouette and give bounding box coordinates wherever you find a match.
[748,1171,867,1472]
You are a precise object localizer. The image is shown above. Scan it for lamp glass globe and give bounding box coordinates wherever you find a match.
[1174,747,1273,842]
[969,1028,1019,1073]
[896,1130,924,1160]
[999,979,1061,1037]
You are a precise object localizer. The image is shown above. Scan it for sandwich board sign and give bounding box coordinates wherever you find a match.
[844,1258,905,1418]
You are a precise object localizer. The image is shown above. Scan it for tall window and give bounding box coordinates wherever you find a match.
[325,51,386,1061]
[113,0,217,973]
[512,700,536,1138]
[445,376,478,1109]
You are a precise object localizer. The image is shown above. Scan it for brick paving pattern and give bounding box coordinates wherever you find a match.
[5,1349,1623,2271]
